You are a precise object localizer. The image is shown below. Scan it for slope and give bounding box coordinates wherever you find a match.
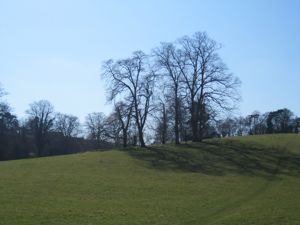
[0,134,299,225]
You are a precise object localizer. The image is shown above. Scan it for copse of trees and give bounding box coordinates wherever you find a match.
[102,31,241,146]
[101,32,299,145]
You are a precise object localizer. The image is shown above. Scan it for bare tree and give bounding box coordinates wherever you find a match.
[85,112,107,146]
[115,101,133,147]
[293,117,300,133]
[26,100,55,156]
[153,98,168,144]
[247,111,260,135]
[153,43,182,144]
[175,32,240,141]
[55,113,80,138]
[102,51,155,147]
[234,116,248,136]
[104,111,122,146]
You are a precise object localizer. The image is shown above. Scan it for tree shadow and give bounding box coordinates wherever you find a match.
[126,140,300,178]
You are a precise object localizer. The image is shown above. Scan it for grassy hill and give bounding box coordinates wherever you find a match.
[0,134,300,225]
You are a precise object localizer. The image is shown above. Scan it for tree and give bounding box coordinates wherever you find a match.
[115,101,133,147]
[105,111,122,146]
[153,43,182,144]
[55,113,80,138]
[102,51,156,147]
[85,112,107,147]
[0,102,20,160]
[175,32,240,141]
[235,116,247,136]
[51,113,80,154]
[217,117,236,137]
[247,111,260,135]
[278,109,294,133]
[266,108,294,133]
[293,117,300,133]
[0,103,19,133]
[153,99,168,144]
[26,100,55,156]
[0,86,27,160]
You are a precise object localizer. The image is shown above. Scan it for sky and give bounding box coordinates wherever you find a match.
[0,0,299,122]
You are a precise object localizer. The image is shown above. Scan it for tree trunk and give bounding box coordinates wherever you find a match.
[198,100,204,142]
[138,129,146,147]
[122,130,127,148]
[162,103,167,144]
[191,101,199,142]
[174,90,180,144]
[134,100,146,148]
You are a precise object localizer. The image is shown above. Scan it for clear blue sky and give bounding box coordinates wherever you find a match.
[1,0,299,122]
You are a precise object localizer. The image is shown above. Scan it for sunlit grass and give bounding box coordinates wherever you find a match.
[0,134,299,225]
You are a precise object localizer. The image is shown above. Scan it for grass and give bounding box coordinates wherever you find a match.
[0,134,300,225]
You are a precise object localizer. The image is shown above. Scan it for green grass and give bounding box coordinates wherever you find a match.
[0,134,300,225]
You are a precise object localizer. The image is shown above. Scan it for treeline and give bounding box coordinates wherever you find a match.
[1,31,299,160]
[217,108,300,137]
[0,96,115,161]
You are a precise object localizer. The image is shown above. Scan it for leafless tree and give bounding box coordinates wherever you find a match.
[153,43,182,144]
[175,32,240,141]
[102,51,156,147]
[55,113,80,138]
[85,112,107,146]
[26,100,55,156]
[104,111,122,146]
[115,101,133,147]
[247,111,260,135]
[153,97,168,144]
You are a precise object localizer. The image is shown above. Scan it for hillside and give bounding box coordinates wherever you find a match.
[0,134,300,225]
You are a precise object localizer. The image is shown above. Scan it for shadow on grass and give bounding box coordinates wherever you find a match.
[125,139,300,178]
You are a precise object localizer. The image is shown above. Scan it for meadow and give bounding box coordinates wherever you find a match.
[0,134,299,225]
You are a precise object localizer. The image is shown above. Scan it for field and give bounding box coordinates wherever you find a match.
[0,134,300,225]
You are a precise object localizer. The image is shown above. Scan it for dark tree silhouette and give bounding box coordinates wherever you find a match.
[175,32,240,141]
[55,113,80,138]
[153,99,168,144]
[102,51,156,147]
[294,117,300,133]
[266,108,294,133]
[85,112,107,147]
[26,100,55,156]
[154,43,182,144]
[0,102,20,160]
[115,101,133,147]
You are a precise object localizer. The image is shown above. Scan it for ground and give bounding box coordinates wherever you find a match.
[0,134,299,225]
